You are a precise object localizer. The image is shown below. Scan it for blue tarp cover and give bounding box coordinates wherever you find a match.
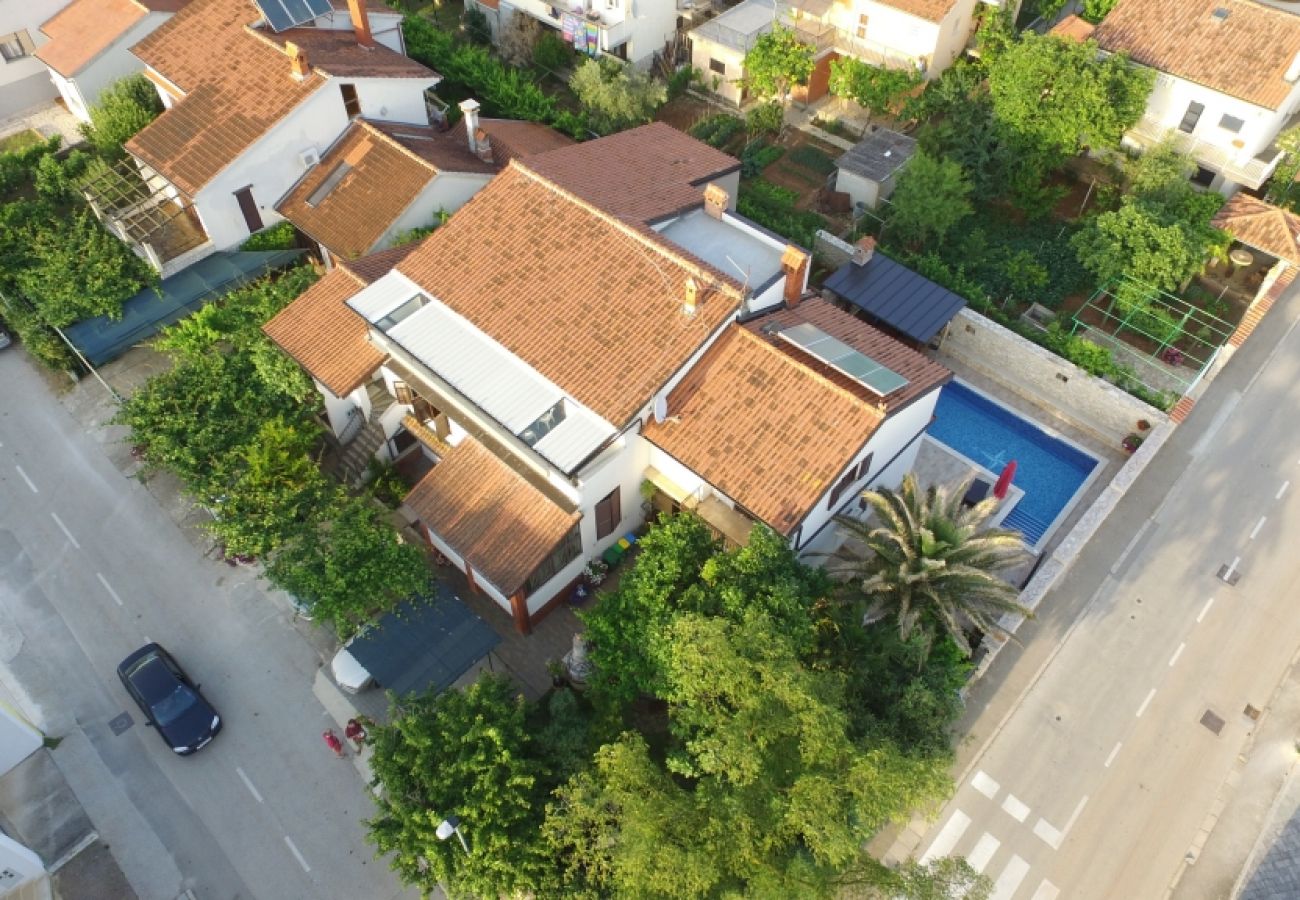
[347,586,502,698]
[64,250,305,365]
[824,252,967,345]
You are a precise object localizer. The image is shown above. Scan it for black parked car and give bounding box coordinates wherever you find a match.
[117,644,222,755]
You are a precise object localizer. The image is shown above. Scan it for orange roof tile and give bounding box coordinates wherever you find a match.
[474,117,574,165]
[396,161,746,426]
[276,119,485,260]
[1093,0,1300,110]
[339,239,422,283]
[643,299,949,534]
[37,0,155,77]
[404,437,580,596]
[1049,13,1096,43]
[1211,192,1300,265]
[882,0,957,23]
[126,0,435,195]
[263,264,385,397]
[524,122,740,223]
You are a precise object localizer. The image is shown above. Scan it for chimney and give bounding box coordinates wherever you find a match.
[459,99,481,155]
[473,127,494,164]
[703,183,728,220]
[286,42,310,81]
[683,277,699,317]
[1287,51,1300,84]
[781,245,810,308]
[347,0,375,47]
[852,235,876,267]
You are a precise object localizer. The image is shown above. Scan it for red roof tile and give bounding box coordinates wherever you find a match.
[1212,192,1300,265]
[37,0,156,77]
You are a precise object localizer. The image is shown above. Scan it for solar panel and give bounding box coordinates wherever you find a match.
[255,0,333,32]
[777,322,909,397]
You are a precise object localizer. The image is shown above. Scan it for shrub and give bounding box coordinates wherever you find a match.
[667,65,699,100]
[533,30,573,73]
[737,179,825,247]
[787,144,836,175]
[740,140,784,177]
[240,221,298,251]
[462,5,492,44]
[688,113,744,149]
[746,101,784,137]
[80,75,163,160]
[569,58,667,134]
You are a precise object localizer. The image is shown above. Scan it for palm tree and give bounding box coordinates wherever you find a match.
[826,474,1031,660]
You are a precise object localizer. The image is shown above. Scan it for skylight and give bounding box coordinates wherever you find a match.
[519,400,567,447]
[306,162,353,208]
[375,294,428,331]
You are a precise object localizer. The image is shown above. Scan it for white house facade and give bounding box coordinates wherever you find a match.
[0,0,69,117]
[476,0,678,66]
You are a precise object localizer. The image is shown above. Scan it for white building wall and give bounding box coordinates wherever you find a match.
[833,0,941,69]
[0,0,68,116]
[376,172,492,251]
[690,36,747,105]
[0,703,42,776]
[47,12,170,123]
[1139,73,1299,163]
[926,0,976,76]
[0,833,47,895]
[501,0,676,64]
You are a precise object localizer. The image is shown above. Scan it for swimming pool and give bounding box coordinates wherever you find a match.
[927,381,1100,547]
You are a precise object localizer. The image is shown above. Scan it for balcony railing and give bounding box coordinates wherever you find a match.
[1126,116,1285,189]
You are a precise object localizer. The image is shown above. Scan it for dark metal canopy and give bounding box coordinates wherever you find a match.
[823,252,967,345]
[347,587,501,698]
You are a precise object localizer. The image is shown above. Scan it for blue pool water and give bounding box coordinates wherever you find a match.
[927,382,1099,546]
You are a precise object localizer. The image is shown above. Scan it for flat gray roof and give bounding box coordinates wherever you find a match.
[835,126,917,183]
[690,0,775,51]
[659,208,785,290]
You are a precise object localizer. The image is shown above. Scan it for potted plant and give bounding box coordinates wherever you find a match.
[1136,419,1151,432]
[1122,433,1144,454]
[584,558,609,586]
[639,478,657,513]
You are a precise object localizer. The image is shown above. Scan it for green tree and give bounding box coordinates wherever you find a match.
[367,675,551,898]
[827,474,1030,660]
[829,58,922,118]
[1265,124,1300,209]
[462,5,492,45]
[746,100,784,137]
[81,74,163,159]
[569,58,667,134]
[742,27,814,100]
[1081,0,1120,23]
[987,34,1152,160]
[886,150,973,247]
[263,494,430,634]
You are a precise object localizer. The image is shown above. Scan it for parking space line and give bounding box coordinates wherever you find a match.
[15,465,37,493]
[236,767,264,804]
[284,836,310,873]
[50,512,80,549]
[96,573,124,607]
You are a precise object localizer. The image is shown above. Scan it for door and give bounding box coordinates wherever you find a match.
[1178,101,1204,134]
[595,487,621,540]
[234,186,263,234]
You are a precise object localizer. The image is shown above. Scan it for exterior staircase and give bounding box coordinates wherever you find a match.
[335,383,398,485]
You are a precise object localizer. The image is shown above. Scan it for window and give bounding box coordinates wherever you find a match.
[855,452,874,482]
[709,58,726,75]
[392,380,414,405]
[828,453,874,509]
[305,161,352,207]
[1191,165,1216,187]
[1219,113,1244,133]
[375,295,427,331]
[233,186,263,234]
[1178,101,1204,134]
[0,31,33,63]
[855,13,867,39]
[595,487,622,540]
[519,400,567,447]
[523,523,583,595]
[339,83,360,118]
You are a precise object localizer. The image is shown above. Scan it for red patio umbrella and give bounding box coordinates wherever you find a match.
[993,460,1017,500]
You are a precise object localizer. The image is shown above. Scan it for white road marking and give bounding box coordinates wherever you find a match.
[972,770,1001,799]
[991,855,1031,900]
[1136,688,1157,718]
[1001,793,1030,823]
[50,512,80,549]
[236,767,264,804]
[1169,642,1186,667]
[920,810,971,864]
[1063,796,1089,836]
[1197,597,1216,623]
[1249,517,1267,540]
[968,833,1001,873]
[1228,556,1241,575]
[15,465,37,493]
[1031,880,1062,900]
[1034,818,1064,850]
[95,573,124,607]
[1104,742,1122,768]
[1277,481,1291,500]
[283,835,310,873]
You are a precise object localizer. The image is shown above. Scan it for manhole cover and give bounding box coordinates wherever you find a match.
[1200,709,1225,735]
[108,712,134,736]
[1216,565,1241,585]
[1244,704,1262,721]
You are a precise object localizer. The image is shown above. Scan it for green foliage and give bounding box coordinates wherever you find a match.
[462,5,492,44]
[1265,124,1300,209]
[33,149,89,205]
[668,65,701,100]
[887,150,973,247]
[827,473,1031,659]
[534,30,574,73]
[80,74,163,160]
[737,178,827,247]
[265,494,430,634]
[367,675,551,898]
[987,34,1153,161]
[788,143,837,175]
[0,135,62,198]
[900,59,985,124]
[973,3,1016,63]
[742,27,815,99]
[740,139,784,177]
[392,208,449,247]
[1081,0,1120,23]
[239,220,298,251]
[745,100,784,137]
[828,57,922,116]
[569,58,667,134]
[688,113,744,149]
[364,457,409,509]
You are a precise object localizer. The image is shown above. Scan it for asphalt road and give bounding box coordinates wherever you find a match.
[911,287,1300,898]
[0,348,412,899]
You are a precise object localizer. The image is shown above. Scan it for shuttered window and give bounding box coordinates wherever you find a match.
[595,487,621,540]
[0,31,34,63]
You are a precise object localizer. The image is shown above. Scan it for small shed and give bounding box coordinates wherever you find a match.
[833,126,917,211]
[823,239,966,346]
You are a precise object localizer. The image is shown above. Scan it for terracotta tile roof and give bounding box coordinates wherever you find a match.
[1093,0,1300,110]
[1211,193,1300,265]
[126,0,435,195]
[474,117,574,165]
[524,122,740,223]
[881,0,957,23]
[1049,13,1096,42]
[276,120,481,260]
[270,27,433,78]
[404,437,580,596]
[396,161,746,425]
[643,298,949,535]
[262,253,406,396]
[339,239,422,283]
[37,0,155,77]
[367,119,495,173]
